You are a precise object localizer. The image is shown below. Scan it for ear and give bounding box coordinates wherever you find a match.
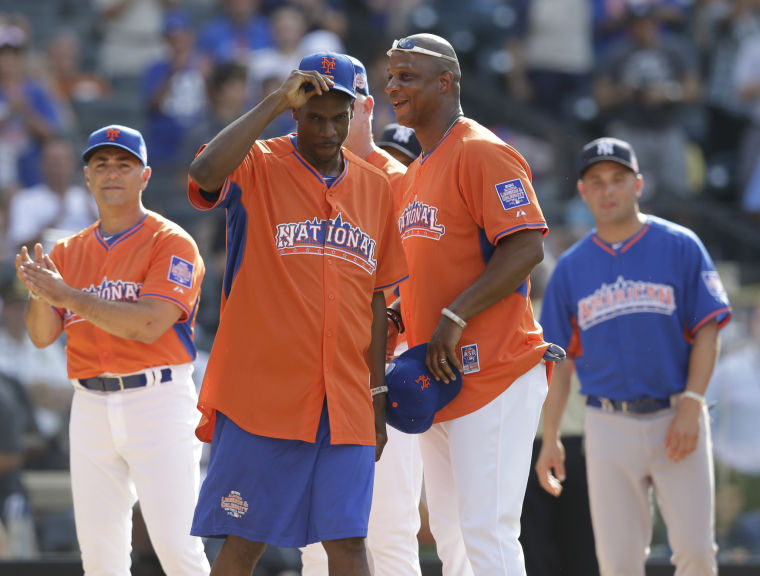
[634,174,644,199]
[577,179,587,204]
[439,70,454,94]
[140,166,152,191]
[364,94,375,116]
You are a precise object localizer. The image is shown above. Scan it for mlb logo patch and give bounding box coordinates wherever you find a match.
[701,270,727,301]
[461,343,480,375]
[168,255,194,289]
[495,179,530,211]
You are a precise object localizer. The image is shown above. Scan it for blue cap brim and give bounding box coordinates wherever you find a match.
[82,143,146,165]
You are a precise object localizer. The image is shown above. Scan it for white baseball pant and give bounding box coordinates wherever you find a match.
[300,424,424,575]
[69,364,210,575]
[584,403,717,576]
[420,362,547,576]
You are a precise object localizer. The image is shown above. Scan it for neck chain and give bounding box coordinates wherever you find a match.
[443,114,462,135]
[423,114,463,157]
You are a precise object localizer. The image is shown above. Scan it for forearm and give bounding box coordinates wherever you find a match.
[685,320,719,397]
[24,298,63,348]
[368,291,388,388]
[188,90,291,192]
[63,291,180,344]
[446,229,543,321]
[541,359,573,442]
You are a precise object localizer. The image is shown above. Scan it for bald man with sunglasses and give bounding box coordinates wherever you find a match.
[385,34,552,576]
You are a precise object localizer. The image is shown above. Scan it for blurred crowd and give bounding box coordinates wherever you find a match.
[0,0,759,565]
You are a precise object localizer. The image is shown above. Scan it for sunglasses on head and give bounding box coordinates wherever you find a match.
[387,38,458,63]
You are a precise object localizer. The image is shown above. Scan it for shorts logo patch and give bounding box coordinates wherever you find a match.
[495,179,530,211]
[701,270,727,301]
[461,343,480,374]
[168,256,194,288]
[221,490,249,518]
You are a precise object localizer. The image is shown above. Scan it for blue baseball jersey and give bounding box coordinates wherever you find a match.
[540,215,731,400]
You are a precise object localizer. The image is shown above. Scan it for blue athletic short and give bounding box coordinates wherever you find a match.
[191,402,375,548]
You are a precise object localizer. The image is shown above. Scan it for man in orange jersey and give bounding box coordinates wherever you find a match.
[187,52,407,576]
[300,55,423,576]
[15,125,210,575]
[386,34,551,576]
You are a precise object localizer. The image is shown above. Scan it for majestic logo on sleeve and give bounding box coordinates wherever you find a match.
[577,276,675,330]
[398,197,445,241]
[168,256,194,289]
[495,179,530,211]
[275,213,377,274]
[701,271,728,302]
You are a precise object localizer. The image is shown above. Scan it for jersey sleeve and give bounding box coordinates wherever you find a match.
[138,231,205,322]
[539,259,578,354]
[188,143,258,211]
[681,232,731,336]
[373,180,408,292]
[458,140,547,245]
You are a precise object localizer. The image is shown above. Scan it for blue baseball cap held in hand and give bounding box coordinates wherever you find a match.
[82,125,148,166]
[298,52,356,99]
[385,343,462,434]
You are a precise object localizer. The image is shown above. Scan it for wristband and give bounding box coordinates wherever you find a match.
[371,385,388,397]
[441,307,467,329]
[386,307,404,334]
[681,390,705,407]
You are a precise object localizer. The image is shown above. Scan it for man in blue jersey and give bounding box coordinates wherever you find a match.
[536,137,731,575]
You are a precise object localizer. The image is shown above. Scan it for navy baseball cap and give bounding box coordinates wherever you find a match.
[385,343,462,434]
[377,123,422,161]
[578,137,639,178]
[347,55,369,96]
[82,125,148,166]
[298,52,356,99]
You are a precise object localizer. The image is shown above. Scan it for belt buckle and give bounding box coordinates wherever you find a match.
[600,397,615,413]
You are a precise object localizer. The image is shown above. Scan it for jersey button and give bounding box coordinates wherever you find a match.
[326,330,333,337]
[328,294,335,300]
[327,258,334,265]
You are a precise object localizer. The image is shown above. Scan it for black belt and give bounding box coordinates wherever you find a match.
[78,368,172,392]
[587,395,673,415]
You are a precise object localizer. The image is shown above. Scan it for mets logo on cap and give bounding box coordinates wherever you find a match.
[320,56,336,74]
[82,124,148,166]
[298,52,356,99]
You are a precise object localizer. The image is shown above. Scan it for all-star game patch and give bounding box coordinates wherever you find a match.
[495,179,530,211]
[168,255,194,288]
[461,343,480,374]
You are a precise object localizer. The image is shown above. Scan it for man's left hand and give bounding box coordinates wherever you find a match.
[426,316,463,383]
[664,399,701,462]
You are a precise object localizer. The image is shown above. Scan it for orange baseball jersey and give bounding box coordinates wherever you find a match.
[366,147,409,347]
[365,148,406,209]
[188,135,408,446]
[49,211,205,379]
[397,118,550,422]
